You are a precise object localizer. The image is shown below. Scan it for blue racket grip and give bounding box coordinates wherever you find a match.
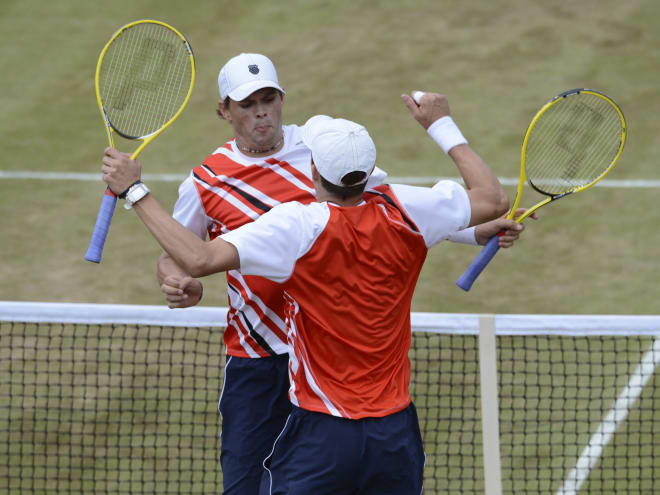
[456,234,501,291]
[85,189,117,263]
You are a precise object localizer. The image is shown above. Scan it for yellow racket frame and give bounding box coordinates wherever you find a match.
[509,89,627,223]
[95,19,196,160]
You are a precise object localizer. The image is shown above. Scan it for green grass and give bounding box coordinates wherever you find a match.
[1,2,660,491]
[0,0,658,313]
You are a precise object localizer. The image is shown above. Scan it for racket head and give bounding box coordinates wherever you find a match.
[95,19,195,150]
[522,88,626,199]
[86,20,195,264]
[456,88,626,290]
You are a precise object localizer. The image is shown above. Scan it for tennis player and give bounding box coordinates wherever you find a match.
[154,53,516,493]
[101,90,517,493]
[155,53,395,493]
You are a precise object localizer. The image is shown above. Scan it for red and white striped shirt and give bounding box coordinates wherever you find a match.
[172,124,387,357]
[221,182,471,418]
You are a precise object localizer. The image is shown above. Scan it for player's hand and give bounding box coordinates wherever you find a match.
[401,92,451,130]
[475,208,538,248]
[102,147,142,195]
[161,275,204,309]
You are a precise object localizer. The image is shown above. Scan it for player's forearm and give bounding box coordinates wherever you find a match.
[133,194,238,277]
[448,145,509,226]
[157,251,190,284]
[422,111,508,224]
[412,95,508,225]
[448,144,499,191]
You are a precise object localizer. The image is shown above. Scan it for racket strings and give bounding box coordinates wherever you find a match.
[524,93,623,195]
[130,24,190,135]
[99,22,193,139]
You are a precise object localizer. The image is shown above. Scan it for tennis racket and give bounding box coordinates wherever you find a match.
[85,19,195,263]
[456,88,626,291]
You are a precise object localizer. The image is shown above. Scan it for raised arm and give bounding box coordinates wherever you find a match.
[401,92,509,226]
[101,147,240,278]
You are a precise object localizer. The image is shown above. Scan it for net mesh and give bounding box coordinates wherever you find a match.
[2,305,660,494]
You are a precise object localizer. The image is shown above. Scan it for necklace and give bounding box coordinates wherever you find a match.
[235,135,284,155]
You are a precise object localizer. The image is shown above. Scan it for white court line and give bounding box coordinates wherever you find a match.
[1,171,660,188]
[0,171,188,182]
[556,338,660,495]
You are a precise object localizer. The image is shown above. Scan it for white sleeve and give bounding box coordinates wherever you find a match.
[446,226,478,245]
[389,181,471,248]
[220,202,330,283]
[171,174,210,240]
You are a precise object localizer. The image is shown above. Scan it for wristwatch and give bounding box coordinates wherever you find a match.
[123,181,150,210]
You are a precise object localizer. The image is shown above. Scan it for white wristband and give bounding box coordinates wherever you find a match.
[447,226,478,245]
[427,116,468,154]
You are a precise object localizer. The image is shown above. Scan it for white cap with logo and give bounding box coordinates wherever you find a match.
[218,53,286,101]
[302,115,377,187]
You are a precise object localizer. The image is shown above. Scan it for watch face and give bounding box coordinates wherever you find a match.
[127,183,149,204]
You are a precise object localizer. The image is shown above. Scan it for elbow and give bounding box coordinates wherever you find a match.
[494,190,510,217]
[176,249,216,279]
[467,186,510,226]
[485,192,509,220]
[173,239,237,278]
[473,189,509,224]
[187,264,206,279]
[186,256,215,279]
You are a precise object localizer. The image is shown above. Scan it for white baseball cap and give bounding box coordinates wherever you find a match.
[302,115,376,187]
[218,53,285,101]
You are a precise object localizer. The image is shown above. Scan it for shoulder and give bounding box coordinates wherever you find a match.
[220,201,330,283]
[390,180,469,208]
[267,201,329,225]
[261,202,331,252]
[283,123,302,138]
[282,124,307,152]
[177,173,199,199]
[209,141,234,157]
[385,181,471,247]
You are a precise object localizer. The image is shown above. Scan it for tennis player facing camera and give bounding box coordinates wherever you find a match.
[102,91,523,493]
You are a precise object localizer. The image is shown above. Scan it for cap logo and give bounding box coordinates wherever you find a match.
[248,64,259,75]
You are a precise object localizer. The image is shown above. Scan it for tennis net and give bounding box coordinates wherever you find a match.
[2,302,660,494]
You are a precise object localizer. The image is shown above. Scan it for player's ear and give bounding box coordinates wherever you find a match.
[217,99,231,121]
[310,161,320,181]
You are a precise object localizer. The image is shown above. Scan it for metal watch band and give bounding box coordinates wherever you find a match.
[123,181,150,210]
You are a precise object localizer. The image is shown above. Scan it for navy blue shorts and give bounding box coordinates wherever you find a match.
[262,403,425,495]
[219,354,291,494]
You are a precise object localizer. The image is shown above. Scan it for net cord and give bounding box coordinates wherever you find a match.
[2,302,660,336]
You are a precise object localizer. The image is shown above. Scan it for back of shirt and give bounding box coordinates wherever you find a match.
[222,182,471,418]
[283,193,428,418]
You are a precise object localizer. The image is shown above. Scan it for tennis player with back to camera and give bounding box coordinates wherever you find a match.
[156,53,390,494]
[151,53,527,493]
[101,89,526,493]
